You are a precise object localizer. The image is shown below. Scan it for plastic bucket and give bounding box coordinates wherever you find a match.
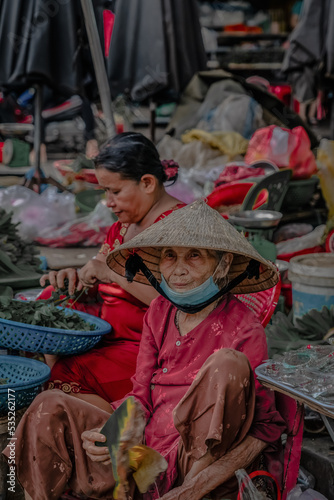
[288,253,334,320]
[2,138,30,167]
[206,182,267,210]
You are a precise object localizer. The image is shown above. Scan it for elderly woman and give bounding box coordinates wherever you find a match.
[38,131,184,411]
[4,201,285,500]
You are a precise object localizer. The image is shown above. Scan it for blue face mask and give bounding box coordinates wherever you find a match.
[160,274,220,306]
[124,252,260,314]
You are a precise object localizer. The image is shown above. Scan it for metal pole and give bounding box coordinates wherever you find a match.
[33,83,43,192]
[80,0,116,138]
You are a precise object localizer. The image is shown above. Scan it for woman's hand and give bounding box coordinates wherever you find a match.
[81,428,111,465]
[78,259,114,288]
[40,268,82,295]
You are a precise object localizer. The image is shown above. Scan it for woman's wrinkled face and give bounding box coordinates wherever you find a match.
[159,247,220,291]
[96,168,156,223]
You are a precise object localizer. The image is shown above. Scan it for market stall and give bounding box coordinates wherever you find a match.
[1,2,334,499]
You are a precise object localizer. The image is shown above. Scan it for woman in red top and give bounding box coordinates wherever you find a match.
[39,132,184,411]
[4,201,286,500]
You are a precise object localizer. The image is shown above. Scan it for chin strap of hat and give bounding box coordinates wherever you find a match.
[125,253,260,314]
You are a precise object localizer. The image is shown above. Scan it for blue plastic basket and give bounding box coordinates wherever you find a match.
[0,355,51,415]
[0,309,111,355]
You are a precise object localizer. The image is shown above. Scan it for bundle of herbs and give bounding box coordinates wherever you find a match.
[0,296,96,331]
[0,208,41,275]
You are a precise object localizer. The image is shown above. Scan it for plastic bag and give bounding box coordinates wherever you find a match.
[245,125,317,179]
[35,201,116,247]
[194,89,265,139]
[287,486,328,499]
[165,168,203,203]
[157,134,231,178]
[297,466,315,491]
[214,162,266,186]
[273,224,313,244]
[0,185,76,240]
[275,225,325,256]
[0,185,39,214]
[235,469,272,500]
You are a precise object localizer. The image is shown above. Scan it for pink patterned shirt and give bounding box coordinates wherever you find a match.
[114,294,285,497]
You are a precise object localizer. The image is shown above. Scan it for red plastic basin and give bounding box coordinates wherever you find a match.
[206,181,267,210]
[53,160,98,184]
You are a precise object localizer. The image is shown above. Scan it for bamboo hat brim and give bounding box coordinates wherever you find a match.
[107,200,279,294]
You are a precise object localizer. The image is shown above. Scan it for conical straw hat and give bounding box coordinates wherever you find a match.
[107,200,279,294]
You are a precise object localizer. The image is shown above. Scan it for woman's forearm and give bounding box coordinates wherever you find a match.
[160,436,267,500]
[80,256,159,305]
[100,255,159,305]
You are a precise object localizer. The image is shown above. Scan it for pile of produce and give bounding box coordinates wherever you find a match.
[266,306,334,357]
[35,219,109,247]
[0,208,41,275]
[0,296,96,331]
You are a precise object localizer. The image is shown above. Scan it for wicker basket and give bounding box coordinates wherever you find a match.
[0,309,111,355]
[0,355,50,415]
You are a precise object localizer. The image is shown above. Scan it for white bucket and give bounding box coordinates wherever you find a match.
[288,253,334,320]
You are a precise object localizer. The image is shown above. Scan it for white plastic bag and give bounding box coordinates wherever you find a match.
[0,185,76,240]
[300,490,328,500]
[35,201,116,247]
[165,169,203,203]
[287,486,304,499]
[276,225,325,256]
[287,486,328,500]
[235,469,270,500]
[0,185,39,214]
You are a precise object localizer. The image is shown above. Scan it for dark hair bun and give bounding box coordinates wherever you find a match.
[94,132,178,184]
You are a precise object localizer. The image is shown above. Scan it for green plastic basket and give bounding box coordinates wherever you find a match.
[281,176,319,210]
[75,189,105,213]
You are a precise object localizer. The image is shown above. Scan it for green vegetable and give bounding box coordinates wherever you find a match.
[0,297,96,331]
[266,306,334,357]
[0,286,13,297]
[0,208,41,275]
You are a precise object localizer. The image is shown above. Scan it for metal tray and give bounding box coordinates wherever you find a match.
[229,210,283,229]
[255,362,334,413]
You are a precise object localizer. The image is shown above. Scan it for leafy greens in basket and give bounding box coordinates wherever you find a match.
[0,296,96,331]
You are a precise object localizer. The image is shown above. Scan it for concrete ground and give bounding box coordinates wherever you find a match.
[301,435,334,499]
